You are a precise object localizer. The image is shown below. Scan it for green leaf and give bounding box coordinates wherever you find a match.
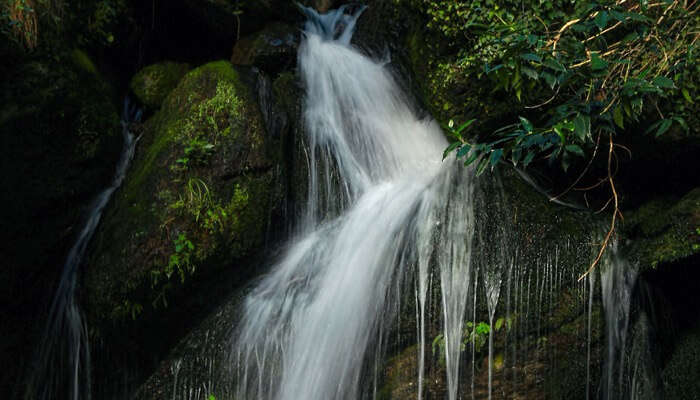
[476,322,490,335]
[613,106,624,128]
[566,144,585,157]
[682,88,694,104]
[543,58,566,72]
[594,11,608,30]
[672,116,688,131]
[521,66,539,80]
[523,151,535,167]
[490,149,503,166]
[610,10,626,22]
[495,317,504,331]
[574,114,591,141]
[456,119,476,133]
[553,124,566,144]
[457,144,472,158]
[476,157,489,176]
[652,76,675,89]
[463,147,481,165]
[443,142,460,159]
[541,71,557,89]
[590,53,608,71]
[520,53,542,63]
[655,119,672,137]
[519,116,534,132]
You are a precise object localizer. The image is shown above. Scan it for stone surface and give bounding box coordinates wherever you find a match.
[231,22,298,76]
[130,62,191,110]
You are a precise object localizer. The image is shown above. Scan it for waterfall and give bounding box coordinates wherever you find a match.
[26,99,141,400]
[233,5,476,400]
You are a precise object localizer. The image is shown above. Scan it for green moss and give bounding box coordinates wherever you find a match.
[624,188,700,269]
[129,61,190,109]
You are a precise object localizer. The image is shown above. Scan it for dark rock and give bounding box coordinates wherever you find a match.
[231,22,299,76]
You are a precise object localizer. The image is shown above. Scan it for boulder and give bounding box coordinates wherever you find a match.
[130,62,191,110]
[85,60,287,324]
[231,22,298,76]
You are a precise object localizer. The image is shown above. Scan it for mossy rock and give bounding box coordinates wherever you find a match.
[623,187,700,269]
[231,22,298,76]
[85,61,285,326]
[405,28,518,135]
[130,62,190,110]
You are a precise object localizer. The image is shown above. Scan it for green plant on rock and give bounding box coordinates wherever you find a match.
[432,315,515,366]
[175,138,215,170]
[172,80,242,171]
[113,299,143,320]
[152,232,195,290]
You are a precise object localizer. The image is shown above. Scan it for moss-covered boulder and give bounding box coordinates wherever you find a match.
[85,60,287,329]
[231,22,298,76]
[130,62,190,110]
[623,188,700,269]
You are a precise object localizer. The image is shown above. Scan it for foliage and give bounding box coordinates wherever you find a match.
[435,0,696,174]
[172,80,242,171]
[432,315,515,366]
[1,0,127,51]
[414,0,698,278]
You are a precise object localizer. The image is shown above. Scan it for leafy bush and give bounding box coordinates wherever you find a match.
[436,0,696,174]
[410,0,697,277]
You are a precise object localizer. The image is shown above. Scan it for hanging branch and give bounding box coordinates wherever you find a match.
[578,133,621,281]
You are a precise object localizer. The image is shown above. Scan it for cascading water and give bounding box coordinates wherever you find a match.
[233,5,476,400]
[26,99,141,400]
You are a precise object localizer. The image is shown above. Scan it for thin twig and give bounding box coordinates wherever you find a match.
[579,134,621,281]
[550,132,602,201]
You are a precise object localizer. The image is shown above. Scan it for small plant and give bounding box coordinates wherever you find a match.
[432,315,515,366]
[175,138,215,169]
[152,232,195,288]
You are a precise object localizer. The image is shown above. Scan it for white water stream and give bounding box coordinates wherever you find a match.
[233,5,475,400]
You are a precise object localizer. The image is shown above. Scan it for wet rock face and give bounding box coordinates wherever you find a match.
[231,22,299,76]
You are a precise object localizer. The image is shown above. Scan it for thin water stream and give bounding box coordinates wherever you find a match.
[27,99,141,400]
